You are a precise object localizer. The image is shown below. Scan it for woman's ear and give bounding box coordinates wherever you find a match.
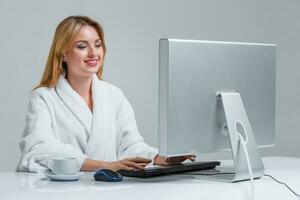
[62,54,67,62]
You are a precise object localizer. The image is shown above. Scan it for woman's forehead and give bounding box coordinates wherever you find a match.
[75,25,100,42]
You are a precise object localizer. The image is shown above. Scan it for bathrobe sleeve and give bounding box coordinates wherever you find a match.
[17,91,87,172]
[116,92,158,161]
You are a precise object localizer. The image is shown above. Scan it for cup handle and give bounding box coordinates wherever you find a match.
[47,159,54,172]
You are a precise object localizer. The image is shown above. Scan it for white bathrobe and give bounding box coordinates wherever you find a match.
[17,74,158,172]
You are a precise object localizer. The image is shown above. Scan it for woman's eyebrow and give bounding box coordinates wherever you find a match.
[75,40,87,44]
[95,39,102,43]
[75,39,101,44]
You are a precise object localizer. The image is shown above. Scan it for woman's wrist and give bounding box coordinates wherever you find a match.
[80,159,108,171]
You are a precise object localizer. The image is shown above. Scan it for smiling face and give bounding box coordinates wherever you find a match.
[63,25,104,79]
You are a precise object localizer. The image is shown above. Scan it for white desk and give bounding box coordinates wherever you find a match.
[1,157,299,200]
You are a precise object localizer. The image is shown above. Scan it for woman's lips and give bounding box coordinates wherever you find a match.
[84,59,98,67]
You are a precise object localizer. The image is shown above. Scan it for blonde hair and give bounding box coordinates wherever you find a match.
[36,16,106,88]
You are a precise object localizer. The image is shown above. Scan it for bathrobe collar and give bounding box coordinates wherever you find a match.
[55,73,116,159]
[55,73,97,134]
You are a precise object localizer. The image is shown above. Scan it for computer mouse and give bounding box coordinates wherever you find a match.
[93,169,123,182]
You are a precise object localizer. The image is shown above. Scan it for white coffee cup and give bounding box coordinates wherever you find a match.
[48,158,79,175]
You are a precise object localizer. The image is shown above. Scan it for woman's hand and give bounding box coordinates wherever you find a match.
[81,155,195,172]
[105,157,152,171]
[154,154,196,166]
[81,157,152,172]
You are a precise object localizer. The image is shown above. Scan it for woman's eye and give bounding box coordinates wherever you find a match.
[77,45,86,49]
[95,44,102,48]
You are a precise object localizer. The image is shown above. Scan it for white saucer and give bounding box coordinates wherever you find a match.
[45,171,84,181]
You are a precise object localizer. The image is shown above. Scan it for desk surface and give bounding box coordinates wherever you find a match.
[1,157,300,200]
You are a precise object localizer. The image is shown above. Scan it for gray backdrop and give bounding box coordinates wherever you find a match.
[0,0,299,171]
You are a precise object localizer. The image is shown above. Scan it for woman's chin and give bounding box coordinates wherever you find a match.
[84,66,99,73]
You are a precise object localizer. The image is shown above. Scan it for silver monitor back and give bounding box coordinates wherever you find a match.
[158,39,276,157]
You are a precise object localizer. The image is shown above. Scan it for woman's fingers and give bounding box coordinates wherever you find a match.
[120,165,134,171]
[114,157,152,171]
[122,160,145,170]
[117,155,197,170]
[185,154,196,161]
[126,157,152,163]
[137,162,149,167]
[165,157,183,164]
[164,154,197,165]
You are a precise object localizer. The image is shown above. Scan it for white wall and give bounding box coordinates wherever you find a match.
[0,0,299,171]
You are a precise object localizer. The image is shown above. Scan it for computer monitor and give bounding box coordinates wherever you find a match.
[158,39,276,182]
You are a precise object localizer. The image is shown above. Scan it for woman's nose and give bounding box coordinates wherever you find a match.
[88,46,97,57]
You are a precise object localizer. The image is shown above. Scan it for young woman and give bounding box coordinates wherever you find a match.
[17,16,195,172]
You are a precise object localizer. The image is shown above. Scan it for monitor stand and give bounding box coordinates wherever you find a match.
[196,92,264,182]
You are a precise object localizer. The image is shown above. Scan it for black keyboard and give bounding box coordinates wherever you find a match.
[118,161,220,178]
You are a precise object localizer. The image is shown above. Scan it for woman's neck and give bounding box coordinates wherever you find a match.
[66,73,93,111]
